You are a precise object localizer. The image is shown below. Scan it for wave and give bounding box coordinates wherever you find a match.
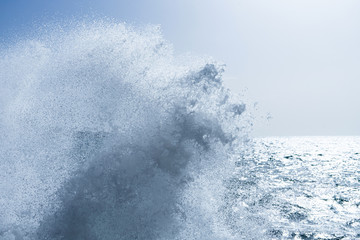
[0,21,254,239]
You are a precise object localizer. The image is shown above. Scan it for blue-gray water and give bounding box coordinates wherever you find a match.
[0,21,359,239]
[232,136,360,239]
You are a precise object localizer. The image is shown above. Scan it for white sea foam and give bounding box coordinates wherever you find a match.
[0,21,251,239]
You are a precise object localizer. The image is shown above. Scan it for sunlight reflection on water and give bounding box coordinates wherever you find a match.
[234,136,360,239]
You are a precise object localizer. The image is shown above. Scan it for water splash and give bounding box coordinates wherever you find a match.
[0,21,251,239]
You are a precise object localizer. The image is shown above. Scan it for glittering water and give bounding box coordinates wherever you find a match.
[231,136,360,239]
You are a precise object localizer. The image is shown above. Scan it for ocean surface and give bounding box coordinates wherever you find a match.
[0,21,359,239]
[233,136,360,239]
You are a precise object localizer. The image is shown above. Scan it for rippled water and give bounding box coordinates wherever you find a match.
[231,136,360,239]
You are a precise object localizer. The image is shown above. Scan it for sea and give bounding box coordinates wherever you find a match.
[233,136,360,239]
[0,20,359,239]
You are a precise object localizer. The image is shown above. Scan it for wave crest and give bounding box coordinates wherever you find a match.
[0,21,250,239]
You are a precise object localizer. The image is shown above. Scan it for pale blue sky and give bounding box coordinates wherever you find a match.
[1,0,359,136]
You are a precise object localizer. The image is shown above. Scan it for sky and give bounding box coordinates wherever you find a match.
[1,0,359,136]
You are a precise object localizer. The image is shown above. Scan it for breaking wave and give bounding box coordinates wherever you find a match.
[0,21,254,239]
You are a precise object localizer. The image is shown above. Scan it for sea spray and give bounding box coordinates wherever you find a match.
[0,21,253,239]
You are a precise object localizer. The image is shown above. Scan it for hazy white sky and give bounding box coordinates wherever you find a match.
[1,0,359,136]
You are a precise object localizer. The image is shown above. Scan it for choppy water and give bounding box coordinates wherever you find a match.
[230,136,360,239]
[0,21,359,240]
